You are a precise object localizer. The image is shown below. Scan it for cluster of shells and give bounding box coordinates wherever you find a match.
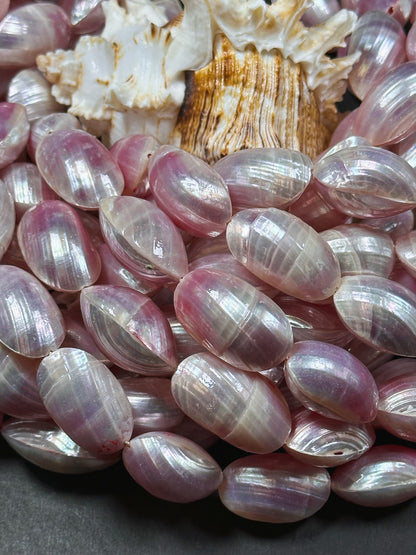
[2,0,416,524]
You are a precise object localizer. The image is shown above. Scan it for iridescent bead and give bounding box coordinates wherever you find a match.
[27,112,81,161]
[395,230,416,279]
[0,181,14,260]
[358,210,414,241]
[0,102,29,169]
[171,352,291,454]
[218,453,331,523]
[122,432,223,503]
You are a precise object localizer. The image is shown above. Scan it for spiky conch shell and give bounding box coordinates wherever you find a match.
[37,0,359,162]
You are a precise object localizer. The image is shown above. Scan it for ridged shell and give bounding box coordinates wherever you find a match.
[171,352,291,454]
[226,207,341,301]
[0,102,30,169]
[27,112,81,161]
[395,230,416,278]
[37,348,133,455]
[0,182,14,260]
[122,432,222,503]
[218,453,331,523]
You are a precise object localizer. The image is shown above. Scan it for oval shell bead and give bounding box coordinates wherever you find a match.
[37,348,133,455]
[148,145,231,237]
[312,145,416,218]
[0,102,29,169]
[0,265,65,358]
[174,269,293,372]
[27,112,81,162]
[372,358,416,442]
[99,196,188,282]
[334,275,416,356]
[213,147,312,211]
[36,129,124,209]
[284,407,375,467]
[171,353,291,454]
[331,445,416,507]
[0,182,14,260]
[218,453,330,523]
[0,344,48,420]
[80,285,177,375]
[226,208,341,302]
[320,224,395,278]
[1,419,119,474]
[284,340,379,424]
[122,432,222,503]
[119,377,184,436]
[359,210,414,241]
[18,200,101,292]
[395,230,416,278]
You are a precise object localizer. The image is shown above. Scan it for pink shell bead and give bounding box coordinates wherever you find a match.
[407,21,416,60]
[226,208,341,302]
[353,62,416,146]
[99,196,188,282]
[0,182,14,259]
[395,230,416,278]
[331,445,416,507]
[0,265,65,358]
[37,348,133,456]
[0,3,71,69]
[17,200,101,292]
[119,376,184,436]
[334,275,416,356]
[174,269,293,372]
[284,340,379,424]
[80,285,177,375]
[36,129,124,209]
[148,145,232,237]
[218,453,330,523]
[1,419,119,474]
[320,224,395,278]
[60,0,105,35]
[313,145,416,218]
[122,432,222,503]
[213,147,312,211]
[0,102,29,169]
[27,112,81,162]
[359,210,414,241]
[171,353,291,454]
[284,407,375,467]
[372,358,416,441]
[347,11,406,101]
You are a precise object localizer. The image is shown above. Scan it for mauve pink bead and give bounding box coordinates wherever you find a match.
[334,275,416,356]
[284,340,379,424]
[0,3,71,69]
[0,265,65,358]
[170,416,218,449]
[395,230,416,278]
[359,210,414,241]
[302,0,340,25]
[353,62,416,146]
[186,233,230,262]
[218,453,330,523]
[347,338,393,371]
[27,112,81,162]
[407,21,416,60]
[0,344,48,419]
[372,358,416,442]
[0,181,14,260]
[60,0,105,35]
[17,200,101,292]
[174,269,293,372]
[284,407,375,467]
[163,306,206,362]
[36,129,124,210]
[171,352,291,454]
[331,445,416,507]
[213,147,312,211]
[357,0,412,24]
[347,11,406,101]
[99,196,188,283]
[80,285,178,375]
[0,102,29,169]
[1,230,30,270]
[390,127,416,168]
[110,134,159,196]
[390,261,416,294]
[148,145,232,238]
[328,111,359,147]
[226,208,341,302]
[123,432,223,503]
[37,348,133,456]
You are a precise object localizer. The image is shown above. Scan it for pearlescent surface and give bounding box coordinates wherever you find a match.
[213,147,312,211]
[226,208,341,301]
[0,265,65,358]
[331,445,416,507]
[122,432,222,503]
[18,200,101,292]
[171,353,291,454]
[0,102,30,169]
[395,230,416,278]
[27,112,81,161]
[334,275,416,356]
[37,348,133,455]
[99,196,188,282]
[218,453,331,523]
[2,419,119,474]
[174,269,293,372]
[80,285,177,375]
[0,181,14,260]
[36,129,124,209]
[359,210,414,241]
[284,340,379,424]
[284,407,375,467]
